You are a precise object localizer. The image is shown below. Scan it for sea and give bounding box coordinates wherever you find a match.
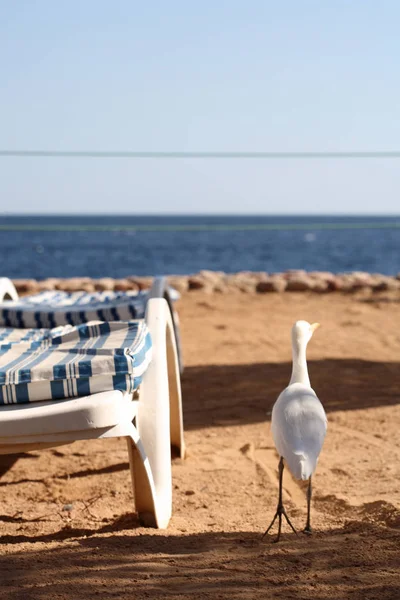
[0,215,399,279]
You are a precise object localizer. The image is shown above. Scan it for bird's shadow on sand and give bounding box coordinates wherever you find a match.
[182,359,399,430]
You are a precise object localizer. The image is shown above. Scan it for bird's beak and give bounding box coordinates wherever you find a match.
[310,322,320,333]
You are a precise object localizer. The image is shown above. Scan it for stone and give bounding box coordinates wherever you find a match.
[188,276,205,290]
[308,271,337,290]
[188,276,213,293]
[334,274,355,292]
[308,271,335,281]
[327,275,345,291]
[113,279,138,292]
[128,276,154,290]
[224,274,254,293]
[37,278,58,291]
[286,276,313,292]
[192,270,226,292]
[235,280,257,293]
[256,276,287,293]
[197,270,225,285]
[80,282,96,292]
[283,269,308,280]
[167,276,189,294]
[12,279,40,295]
[56,278,95,292]
[213,282,229,293]
[350,272,375,290]
[311,279,330,293]
[225,271,269,293]
[333,272,379,293]
[371,275,400,292]
[93,278,115,291]
[222,273,240,286]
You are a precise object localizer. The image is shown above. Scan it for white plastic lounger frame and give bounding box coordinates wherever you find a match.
[0,277,185,529]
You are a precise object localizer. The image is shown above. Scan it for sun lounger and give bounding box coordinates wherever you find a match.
[0,277,185,529]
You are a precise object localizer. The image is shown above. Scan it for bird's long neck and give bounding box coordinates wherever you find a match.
[289,338,310,386]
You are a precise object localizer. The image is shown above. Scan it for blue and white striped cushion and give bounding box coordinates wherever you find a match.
[0,290,148,329]
[0,321,152,404]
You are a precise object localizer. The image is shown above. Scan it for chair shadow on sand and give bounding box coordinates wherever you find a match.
[0,359,399,599]
[0,525,398,599]
[0,357,398,478]
[181,358,400,430]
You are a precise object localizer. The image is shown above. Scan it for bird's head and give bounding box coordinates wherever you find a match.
[291,320,320,348]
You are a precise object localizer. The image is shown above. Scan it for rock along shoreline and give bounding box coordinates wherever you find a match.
[11,270,400,295]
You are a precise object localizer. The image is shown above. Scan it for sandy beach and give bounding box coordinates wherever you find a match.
[0,289,399,599]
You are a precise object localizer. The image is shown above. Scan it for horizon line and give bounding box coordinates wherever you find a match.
[1,212,400,217]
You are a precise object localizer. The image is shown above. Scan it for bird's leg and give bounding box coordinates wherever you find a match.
[262,457,298,543]
[303,476,312,534]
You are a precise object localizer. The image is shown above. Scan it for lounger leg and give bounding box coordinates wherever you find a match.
[126,432,158,528]
[166,316,185,459]
[133,368,173,528]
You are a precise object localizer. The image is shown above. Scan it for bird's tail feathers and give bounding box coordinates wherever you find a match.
[288,452,315,481]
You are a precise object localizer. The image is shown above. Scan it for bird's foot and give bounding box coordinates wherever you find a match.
[262,504,298,543]
[302,525,313,536]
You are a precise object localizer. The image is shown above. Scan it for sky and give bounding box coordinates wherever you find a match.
[1,0,400,215]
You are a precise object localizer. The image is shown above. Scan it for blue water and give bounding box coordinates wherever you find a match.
[0,215,399,279]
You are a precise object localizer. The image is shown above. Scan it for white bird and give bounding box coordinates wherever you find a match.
[263,320,327,542]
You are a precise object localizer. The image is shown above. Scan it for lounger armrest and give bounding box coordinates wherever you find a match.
[149,276,167,300]
[0,278,19,302]
[149,277,184,374]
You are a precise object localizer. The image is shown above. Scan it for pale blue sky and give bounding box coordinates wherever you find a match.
[1,0,399,214]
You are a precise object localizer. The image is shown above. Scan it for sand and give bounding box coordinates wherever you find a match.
[0,290,399,599]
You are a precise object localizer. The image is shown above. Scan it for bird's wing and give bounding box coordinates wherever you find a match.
[271,384,327,479]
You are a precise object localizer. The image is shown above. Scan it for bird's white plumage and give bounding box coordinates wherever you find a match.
[271,382,327,480]
[271,320,327,480]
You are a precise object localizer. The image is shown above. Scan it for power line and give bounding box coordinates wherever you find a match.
[1,150,400,159]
